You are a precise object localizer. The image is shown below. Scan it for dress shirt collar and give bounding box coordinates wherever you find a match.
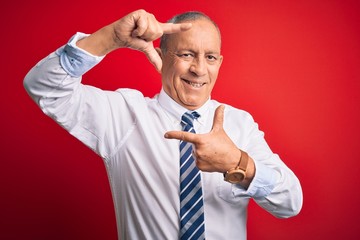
[157,88,210,125]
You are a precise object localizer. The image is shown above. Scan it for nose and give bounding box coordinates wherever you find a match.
[189,57,207,77]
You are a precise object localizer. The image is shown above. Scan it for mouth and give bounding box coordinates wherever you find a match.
[182,79,206,88]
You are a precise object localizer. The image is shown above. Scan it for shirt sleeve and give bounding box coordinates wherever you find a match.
[235,160,279,197]
[59,32,105,77]
[229,110,303,218]
[24,33,138,159]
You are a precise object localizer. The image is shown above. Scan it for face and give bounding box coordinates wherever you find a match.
[159,18,223,110]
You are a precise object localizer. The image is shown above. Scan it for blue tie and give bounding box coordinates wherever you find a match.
[179,111,205,240]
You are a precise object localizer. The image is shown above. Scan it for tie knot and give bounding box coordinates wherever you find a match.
[181,111,200,127]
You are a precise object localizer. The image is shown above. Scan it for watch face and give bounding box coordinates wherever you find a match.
[226,170,245,184]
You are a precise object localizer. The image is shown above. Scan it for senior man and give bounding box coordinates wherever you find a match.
[24,9,302,240]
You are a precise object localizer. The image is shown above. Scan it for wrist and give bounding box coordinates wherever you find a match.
[76,25,117,56]
[223,149,249,184]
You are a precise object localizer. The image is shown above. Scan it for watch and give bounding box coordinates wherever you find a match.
[224,150,249,184]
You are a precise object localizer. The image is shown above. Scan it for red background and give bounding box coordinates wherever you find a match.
[1,0,359,239]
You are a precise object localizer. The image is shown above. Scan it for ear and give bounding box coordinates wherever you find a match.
[219,55,224,67]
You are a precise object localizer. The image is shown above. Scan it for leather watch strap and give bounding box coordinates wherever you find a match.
[237,150,248,171]
[223,149,249,184]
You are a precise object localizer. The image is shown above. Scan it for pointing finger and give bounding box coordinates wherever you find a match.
[164,131,199,143]
[161,22,192,34]
[211,105,225,131]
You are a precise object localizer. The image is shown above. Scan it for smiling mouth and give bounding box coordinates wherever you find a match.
[182,79,206,88]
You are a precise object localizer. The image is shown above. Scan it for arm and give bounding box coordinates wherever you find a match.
[23,36,131,158]
[23,10,191,157]
[240,111,303,218]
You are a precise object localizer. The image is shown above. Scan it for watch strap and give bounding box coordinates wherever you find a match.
[223,149,249,183]
[237,150,248,172]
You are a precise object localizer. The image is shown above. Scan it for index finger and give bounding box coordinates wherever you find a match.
[164,130,199,143]
[161,22,192,34]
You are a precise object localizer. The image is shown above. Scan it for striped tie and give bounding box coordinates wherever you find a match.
[179,111,205,240]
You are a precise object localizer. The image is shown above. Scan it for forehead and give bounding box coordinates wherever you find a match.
[167,19,221,52]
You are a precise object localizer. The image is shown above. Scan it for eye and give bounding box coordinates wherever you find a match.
[176,52,194,59]
[206,55,217,61]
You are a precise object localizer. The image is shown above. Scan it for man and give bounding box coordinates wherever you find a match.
[24,9,302,240]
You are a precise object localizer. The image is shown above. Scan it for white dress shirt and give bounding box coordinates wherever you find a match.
[24,33,303,240]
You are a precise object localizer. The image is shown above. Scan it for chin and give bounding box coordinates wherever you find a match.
[177,93,207,109]
[183,100,205,109]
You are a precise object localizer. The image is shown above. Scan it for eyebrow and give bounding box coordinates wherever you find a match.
[176,49,220,55]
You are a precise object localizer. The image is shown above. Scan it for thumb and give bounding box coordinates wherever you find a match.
[143,43,162,72]
[211,105,225,131]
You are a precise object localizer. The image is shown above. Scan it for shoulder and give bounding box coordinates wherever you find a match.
[210,100,255,123]
[115,88,145,99]
[210,100,263,145]
[114,88,158,103]
[112,88,160,118]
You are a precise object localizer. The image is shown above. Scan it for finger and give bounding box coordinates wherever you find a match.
[161,22,192,34]
[131,14,149,38]
[164,131,199,143]
[211,105,225,131]
[142,44,162,72]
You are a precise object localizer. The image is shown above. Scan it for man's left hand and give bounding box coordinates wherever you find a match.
[165,105,242,173]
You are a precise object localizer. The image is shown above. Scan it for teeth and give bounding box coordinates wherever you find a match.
[185,80,204,88]
[190,82,203,88]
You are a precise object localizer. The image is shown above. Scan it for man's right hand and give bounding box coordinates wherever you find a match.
[76,9,192,72]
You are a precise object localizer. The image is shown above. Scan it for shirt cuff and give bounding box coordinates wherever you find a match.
[58,32,105,77]
[232,160,279,198]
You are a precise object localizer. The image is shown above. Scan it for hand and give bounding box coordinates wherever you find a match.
[164,105,242,173]
[113,9,191,72]
[77,9,192,72]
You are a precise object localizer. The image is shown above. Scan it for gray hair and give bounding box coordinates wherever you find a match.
[159,11,221,52]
